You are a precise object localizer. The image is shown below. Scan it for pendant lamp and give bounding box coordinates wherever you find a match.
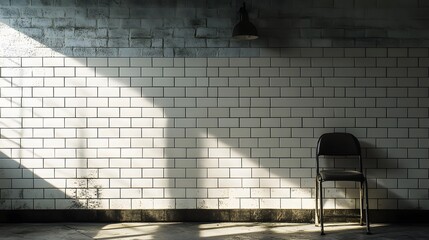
[232,2,258,40]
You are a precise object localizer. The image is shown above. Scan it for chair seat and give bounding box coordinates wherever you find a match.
[319,169,365,182]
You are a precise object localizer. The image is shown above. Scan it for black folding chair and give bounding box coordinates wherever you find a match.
[315,132,370,235]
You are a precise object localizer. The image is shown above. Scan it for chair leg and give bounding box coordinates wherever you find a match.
[315,178,319,226]
[365,180,371,234]
[359,182,364,225]
[319,180,324,235]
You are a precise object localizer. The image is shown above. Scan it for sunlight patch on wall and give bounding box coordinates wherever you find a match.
[0,22,62,57]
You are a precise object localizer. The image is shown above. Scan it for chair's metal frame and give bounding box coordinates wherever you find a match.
[315,133,370,235]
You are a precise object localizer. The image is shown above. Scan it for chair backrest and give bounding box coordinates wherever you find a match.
[316,132,362,173]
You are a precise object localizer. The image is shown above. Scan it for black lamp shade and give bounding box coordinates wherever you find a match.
[232,3,258,40]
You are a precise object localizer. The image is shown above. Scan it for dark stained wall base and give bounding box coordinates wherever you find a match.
[0,209,427,223]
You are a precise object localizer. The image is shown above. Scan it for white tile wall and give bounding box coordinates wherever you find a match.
[0,49,428,210]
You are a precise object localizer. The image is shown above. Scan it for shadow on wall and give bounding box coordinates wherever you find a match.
[0,150,101,210]
[0,0,243,58]
[0,2,294,216]
[254,0,429,48]
[1,0,420,226]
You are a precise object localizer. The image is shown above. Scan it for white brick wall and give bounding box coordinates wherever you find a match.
[0,50,428,210]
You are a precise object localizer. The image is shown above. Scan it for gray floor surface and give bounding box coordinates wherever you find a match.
[0,222,427,239]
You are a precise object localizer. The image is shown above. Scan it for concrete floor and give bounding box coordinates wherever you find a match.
[0,222,427,240]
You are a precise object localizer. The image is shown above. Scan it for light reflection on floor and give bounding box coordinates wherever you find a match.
[0,222,427,240]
